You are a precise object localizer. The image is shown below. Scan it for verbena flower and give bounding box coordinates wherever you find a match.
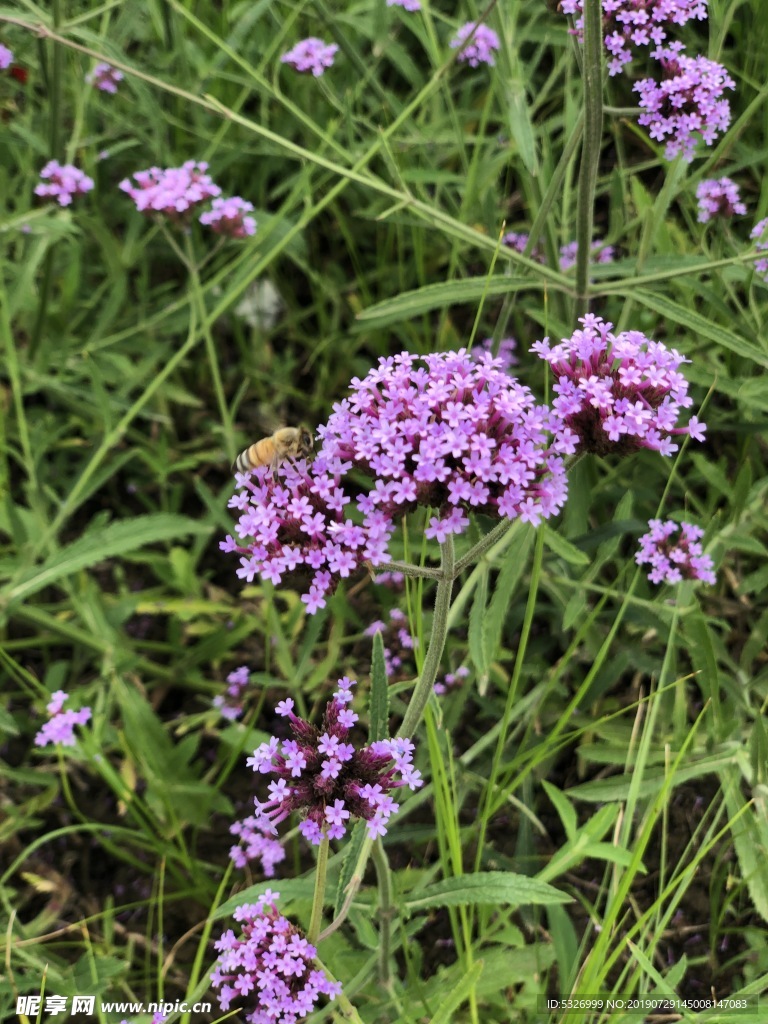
[365,608,418,678]
[503,230,544,262]
[450,22,501,67]
[119,161,221,219]
[222,454,394,614]
[634,43,734,161]
[559,240,616,270]
[750,217,768,281]
[214,665,251,720]
[200,195,257,238]
[387,0,421,9]
[561,0,709,76]
[696,177,746,222]
[280,38,338,76]
[636,519,715,584]
[245,678,422,844]
[229,813,286,876]
[0,44,13,69]
[35,161,94,206]
[86,62,124,93]
[478,336,518,370]
[434,666,470,695]
[531,314,705,457]
[319,350,573,537]
[212,891,342,1022]
[35,690,92,747]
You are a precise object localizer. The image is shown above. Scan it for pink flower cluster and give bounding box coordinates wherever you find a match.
[35,691,92,748]
[636,519,715,584]
[450,22,500,67]
[320,350,573,538]
[199,196,257,238]
[229,813,286,877]
[246,678,422,845]
[478,336,518,370]
[434,666,470,696]
[387,0,421,9]
[223,454,394,614]
[119,160,221,218]
[0,44,13,70]
[634,43,735,161]
[86,62,123,94]
[750,218,768,282]
[214,665,251,720]
[365,608,418,678]
[561,0,708,76]
[280,38,338,77]
[502,231,615,272]
[531,314,705,457]
[212,891,342,1021]
[696,177,746,223]
[35,160,94,206]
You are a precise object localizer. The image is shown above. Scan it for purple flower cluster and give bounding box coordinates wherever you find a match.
[750,218,768,281]
[450,22,500,67]
[365,608,418,678]
[478,336,518,370]
[119,160,221,219]
[214,665,252,720]
[387,0,421,9]
[634,43,734,161]
[696,177,746,223]
[503,231,544,262]
[319,350,573,537]
[35,161,94,207]
[223,454,394,613]
[502,231,615,271]
[434,666,470,696]
[561,0,708,76]
[35,691,92,748]
[86,62,124,94]
[0,44,13,69]
[212,891,342,1022]
[229,813,286,877]
[200,196,257,238]
[531,314,705,457]
[280,38,338,77]
[636,519,715,584]
[246,678,422,844]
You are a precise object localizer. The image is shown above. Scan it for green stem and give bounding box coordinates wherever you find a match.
[398,535,455,739]
[453,518,514,576]
[376,560,444,580]
[574,0,604,319]
[372,840,394,989]
[307,837,330,944]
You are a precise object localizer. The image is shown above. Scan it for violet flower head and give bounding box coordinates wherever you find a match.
[229,813,286,877]
[214,665,252,721]
[319,349,573,537]
[222,454,395,614]
[245,678,422,844]
[86,62,124,94]
[634,43,734,162]
[531,314,705,458]
[502,231,544,263]
[199,196,257,238]
[119,161,221,219]
[451,22,501,67]
[636,519,716,584]
[0,44,13,70]
[365,607,418,679]
[387,0,421,9]
[35,690,92,748]
[750,217,768,281]
[696,177,746,223]
[280,38,338,76]
[560,0,709,76]
[434,666,470,696]
[478,336,518,371]
[559,239,615,271]
[35,161,94,207]
[212,891,342,1021]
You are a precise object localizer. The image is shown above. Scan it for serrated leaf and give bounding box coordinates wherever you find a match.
[369,629,389,743]
[543,525,590,566]
[404,871,570,912]
[430,961,485,1024]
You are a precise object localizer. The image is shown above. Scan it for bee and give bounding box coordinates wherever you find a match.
[232,426,314,476]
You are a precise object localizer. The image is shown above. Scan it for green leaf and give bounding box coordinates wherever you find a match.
[543,525,590,566]
[468,565,490,685]
[369,629,389,743]
[430,960,485,1024]
[404,872,570,912]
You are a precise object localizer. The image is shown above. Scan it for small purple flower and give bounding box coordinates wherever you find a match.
[119,161,221,220]
[478,336,518,370]
[634,43,734,161]
[387,0,421,9]
[212,892,342,1021]
[0,43,13,70]
[199,195,256,239]
[244,679,422,844]
[434,666,470,696]
[750,217,768,281]
[636,519,716,584]
[35,691,92,748]
[561,0,709,76]
[280,38,338,77]
[365,608,418,678]
[696,177,746,223]
[532,314,705,458]
[503,230,544,262]
[229,813,286,876]
[34,160,94,207]
[450,22,501,67]
[559,240,615,270]
[86,62,124,94]
[214,665,252,720]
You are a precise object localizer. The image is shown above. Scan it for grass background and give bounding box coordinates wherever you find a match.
[2,0,768,1021]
